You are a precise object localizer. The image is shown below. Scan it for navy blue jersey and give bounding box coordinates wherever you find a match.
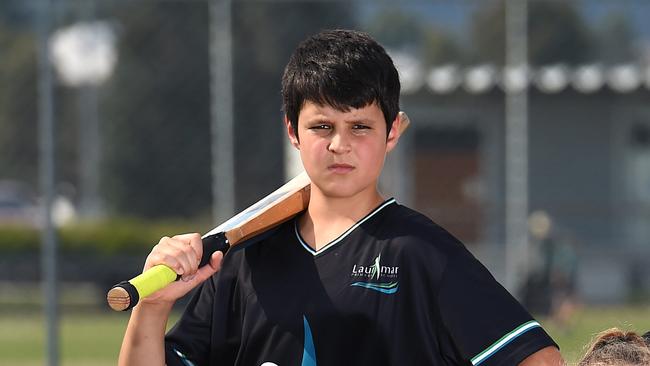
[165,199,557,366]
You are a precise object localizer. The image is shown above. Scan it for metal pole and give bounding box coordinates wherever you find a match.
[209,0,235,222]
[78,86,102,217]
[37,0,59,364]
[504,0,529,296]
[77,0,102,218]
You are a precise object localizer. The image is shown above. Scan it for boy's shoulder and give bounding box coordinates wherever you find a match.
[379,201,467,254]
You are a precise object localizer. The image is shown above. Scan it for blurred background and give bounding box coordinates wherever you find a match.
[1,0,650,365]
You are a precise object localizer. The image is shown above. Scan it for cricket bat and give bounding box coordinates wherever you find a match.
[106,112,410,311]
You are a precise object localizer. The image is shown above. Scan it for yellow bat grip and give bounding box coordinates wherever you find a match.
[108,233,229,311]
[130,264,178,299]
[106,264,178,311]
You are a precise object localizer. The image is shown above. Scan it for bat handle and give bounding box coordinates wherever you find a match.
[199,232,230,267]
[106,233,229,311]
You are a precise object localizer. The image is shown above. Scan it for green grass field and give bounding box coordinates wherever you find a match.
[1,306,649,365]
[542,305,650,363]
[1,311,124,366]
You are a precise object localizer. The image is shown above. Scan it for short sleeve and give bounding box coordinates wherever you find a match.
[436,248,557,366]
[165,278,217,366]
[164,228,282,365]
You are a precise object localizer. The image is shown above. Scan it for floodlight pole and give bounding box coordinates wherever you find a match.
[504,0,529,296]
[37,0,59,365]
[77,0,103,218]
[209,0,235,222]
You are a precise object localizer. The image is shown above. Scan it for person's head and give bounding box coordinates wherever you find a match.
[528,210,553,240]
[281,29,400,141]
[578,328,650,366]
[280,30,403,200]
[642,332,650,347]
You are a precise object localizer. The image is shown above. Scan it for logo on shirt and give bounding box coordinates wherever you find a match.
[350,254,399,294]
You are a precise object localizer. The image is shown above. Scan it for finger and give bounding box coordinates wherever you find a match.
[165,238,200,278]
[150,236,197,277]
[146,247,185,275]
[209,250,224,271]
[191,251,224,284]
[172,234,203,281]
[172,233,203,262]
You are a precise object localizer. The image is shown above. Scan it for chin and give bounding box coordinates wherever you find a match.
[314,181,373,200]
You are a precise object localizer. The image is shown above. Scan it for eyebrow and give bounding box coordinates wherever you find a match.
[302,115,380,125]
[347,117,376,123]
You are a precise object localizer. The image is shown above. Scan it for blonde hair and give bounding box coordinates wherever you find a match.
[578,328,650,366]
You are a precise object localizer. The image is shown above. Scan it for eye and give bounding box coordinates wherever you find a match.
[309,124,331,130]
[307,124,332,135]
[351,124,372,134]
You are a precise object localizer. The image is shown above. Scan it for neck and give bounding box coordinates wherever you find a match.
[297,186,385,250]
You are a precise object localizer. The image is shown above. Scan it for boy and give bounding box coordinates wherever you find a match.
[119,29,564,365]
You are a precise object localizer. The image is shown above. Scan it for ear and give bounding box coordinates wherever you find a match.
[385,114,402,153]
[284,115,300,149]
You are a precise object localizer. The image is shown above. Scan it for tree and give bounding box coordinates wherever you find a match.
[594,11,635,64]
[365,7,462,66]
[103,2,212,218]
[365,7,425,50]
[1,1,113,207]
[102,1,355,218]
[231,2,355,209]
[0,25,39,186]
[470,1,593,65]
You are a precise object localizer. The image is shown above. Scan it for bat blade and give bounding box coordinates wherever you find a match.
[209,171,311,245]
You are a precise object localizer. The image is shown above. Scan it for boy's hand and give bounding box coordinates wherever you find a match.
[139,233,223,306]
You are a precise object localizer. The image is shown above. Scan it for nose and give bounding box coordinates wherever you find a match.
[327,131,351,154]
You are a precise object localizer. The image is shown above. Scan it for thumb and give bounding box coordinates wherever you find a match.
[193,250,224,283]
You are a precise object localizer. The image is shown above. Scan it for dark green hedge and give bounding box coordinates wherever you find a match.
[0,218,211,255]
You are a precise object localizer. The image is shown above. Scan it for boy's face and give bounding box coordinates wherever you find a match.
[285,100,401,199]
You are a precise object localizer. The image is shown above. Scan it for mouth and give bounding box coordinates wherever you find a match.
[327,163,355,174]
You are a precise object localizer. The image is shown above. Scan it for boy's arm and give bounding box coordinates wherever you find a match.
[519,346,565,366]
[434,239,560,365]
[118,302,173,366]
[117,234,223,366]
